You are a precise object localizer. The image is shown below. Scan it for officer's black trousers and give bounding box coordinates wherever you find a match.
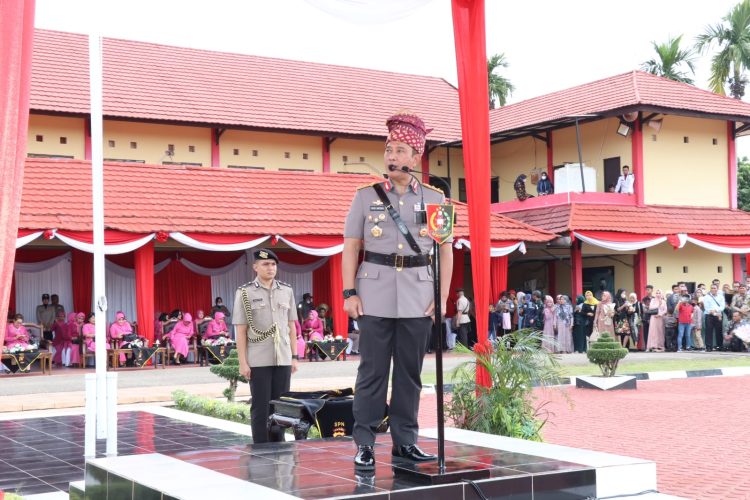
[249,365,291,444]
[352,315,432,447]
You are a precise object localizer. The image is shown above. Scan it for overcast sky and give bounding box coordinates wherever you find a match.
[34,0,750,155]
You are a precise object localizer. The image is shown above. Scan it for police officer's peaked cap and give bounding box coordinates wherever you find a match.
[253,248,279,263]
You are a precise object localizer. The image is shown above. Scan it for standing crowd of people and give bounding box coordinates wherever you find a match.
[443,276,750,354]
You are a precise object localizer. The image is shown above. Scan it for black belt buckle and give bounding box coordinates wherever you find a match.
[393,254,404,272]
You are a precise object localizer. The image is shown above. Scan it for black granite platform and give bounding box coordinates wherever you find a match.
[0,411,249,495]
[164,433,596,499]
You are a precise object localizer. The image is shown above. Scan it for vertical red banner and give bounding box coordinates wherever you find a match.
[451,0,491,386]
[0,0,36,346]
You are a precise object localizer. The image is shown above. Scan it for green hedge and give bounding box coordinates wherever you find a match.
[172,389,250,424]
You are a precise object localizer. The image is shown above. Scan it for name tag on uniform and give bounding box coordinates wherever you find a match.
[414,203,424,211]
[369,205,385,212]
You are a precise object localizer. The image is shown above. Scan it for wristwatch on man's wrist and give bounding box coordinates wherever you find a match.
[343,288,358,299]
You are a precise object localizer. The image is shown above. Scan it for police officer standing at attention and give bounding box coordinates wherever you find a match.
[234,249,298,444]
[343,112,453,470]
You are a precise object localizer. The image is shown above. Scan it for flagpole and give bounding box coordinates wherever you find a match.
[432,240,446,473]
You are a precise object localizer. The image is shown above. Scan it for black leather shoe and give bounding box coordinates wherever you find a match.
[392,444,436,462]
[354,445,375,470]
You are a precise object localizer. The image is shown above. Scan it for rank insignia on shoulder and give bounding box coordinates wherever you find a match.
[237,281,253,289]
[277,280,292,288]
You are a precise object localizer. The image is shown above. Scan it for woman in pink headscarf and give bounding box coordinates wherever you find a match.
[51,311,69,365]
[166,312,194,364]
[302,310,324,341]
[52,311,78,366]
[109,311,133,364]
[82,313,96,353]
[204,311,229,339]
[5,314,31,349]
[66,312,83,366]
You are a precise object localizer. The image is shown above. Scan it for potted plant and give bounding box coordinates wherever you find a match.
[578,333,635,390]
[444,329,565,441]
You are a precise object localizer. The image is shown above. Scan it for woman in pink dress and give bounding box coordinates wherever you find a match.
[166,312,193,364]
[82,313,96,354]
[194,309,210,336]
[4,314,31,349]
[294,320,305,359]
[204,311,229,340]
[646,289,668,352]
[109,311,133,364]
[66,312,83,367]
[542,295,556,352]
[51,311,69,365]
[302,310,324,341]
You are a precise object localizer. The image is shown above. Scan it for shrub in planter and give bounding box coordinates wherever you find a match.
[210,349,248,402]
[444,329,565,441]
[586,332,628,377]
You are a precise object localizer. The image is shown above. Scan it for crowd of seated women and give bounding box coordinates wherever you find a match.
[154,309,231,365]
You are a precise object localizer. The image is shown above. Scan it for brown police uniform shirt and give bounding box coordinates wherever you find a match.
[344,180,450,318]
[232,278,296,368]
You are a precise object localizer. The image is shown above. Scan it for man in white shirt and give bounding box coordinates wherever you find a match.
[614,165,635,194]
[455,288,472,347]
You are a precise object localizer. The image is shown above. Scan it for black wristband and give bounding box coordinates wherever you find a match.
[343,288,357,299]
[292,355,299,360]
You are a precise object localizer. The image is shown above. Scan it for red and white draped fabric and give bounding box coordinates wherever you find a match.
[0,0,35,346]
[276,255,330,305]
[170,232,269,252]
[16,229,43,248]
[452,0,492,388]
[489,256,509,304]
[685,234,750,253]
[180,253,252,315]
[572,231,670,252]
[55,230,156,255]
[276,235,344,256]
[14,253,74,326]
[454,238,527,257]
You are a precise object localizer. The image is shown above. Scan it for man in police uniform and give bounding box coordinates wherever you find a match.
[343,112,453,469]
[234,248,298,444]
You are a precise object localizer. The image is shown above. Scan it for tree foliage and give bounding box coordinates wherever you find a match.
[641,35,696,84]
[696,0,750,98]
[487,53,514,109]
[739,156,750,211]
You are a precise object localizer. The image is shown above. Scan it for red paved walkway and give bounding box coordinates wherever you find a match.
[418,375,750,500]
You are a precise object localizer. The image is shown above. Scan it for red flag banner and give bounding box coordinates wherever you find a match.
[0,0,36,347]
[451,0,491,387]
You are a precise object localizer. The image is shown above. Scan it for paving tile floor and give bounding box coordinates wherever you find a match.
[418,375,750,500]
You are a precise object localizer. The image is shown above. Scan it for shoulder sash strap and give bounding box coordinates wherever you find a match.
[372,183,422,254]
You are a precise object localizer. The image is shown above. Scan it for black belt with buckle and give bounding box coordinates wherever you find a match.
[363,251,431,269]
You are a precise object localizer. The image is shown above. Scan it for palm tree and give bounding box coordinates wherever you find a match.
[696,0,750,99]
[487,53,514,109]
[641,35,696,84]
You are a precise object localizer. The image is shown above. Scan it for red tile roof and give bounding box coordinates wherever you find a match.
[489,71,750,135]
[30,29,461,142]
[19,158,554,243]
[504,203,750,236]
